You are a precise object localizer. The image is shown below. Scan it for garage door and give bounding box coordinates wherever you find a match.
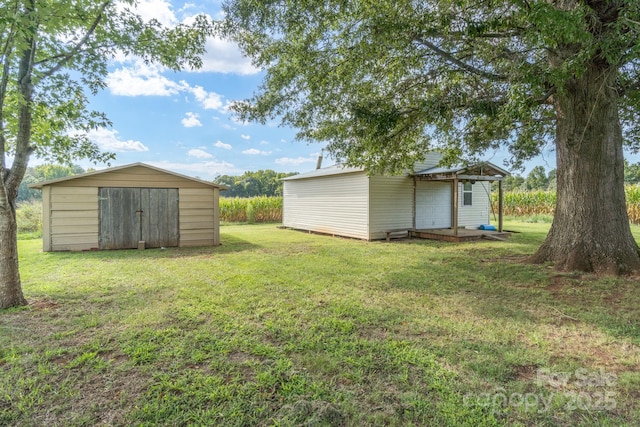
[416,181,452,229]
[99,188,179,249]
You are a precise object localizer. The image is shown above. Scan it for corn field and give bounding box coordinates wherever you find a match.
[220,196,283,223]
[491,185,640,224]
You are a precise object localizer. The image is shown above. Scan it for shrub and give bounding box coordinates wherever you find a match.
[16,200,43,235]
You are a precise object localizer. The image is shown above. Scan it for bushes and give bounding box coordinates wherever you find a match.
[220,196,283,223]
[16,200,43,235]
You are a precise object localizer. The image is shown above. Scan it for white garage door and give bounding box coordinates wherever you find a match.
[416,181,452,229]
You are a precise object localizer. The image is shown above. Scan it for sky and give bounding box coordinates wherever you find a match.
[32,0,571,180]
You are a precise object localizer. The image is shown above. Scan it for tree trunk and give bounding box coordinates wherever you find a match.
[531,64,640,274]
[0,202,27,309]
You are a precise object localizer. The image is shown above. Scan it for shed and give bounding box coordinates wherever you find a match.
[281,153,508,240]
[29,163,227,251]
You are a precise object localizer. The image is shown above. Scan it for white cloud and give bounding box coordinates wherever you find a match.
[187,148,213,159]
[106,63,227,112]
[275,156,316,165]
[199,37,260,75]
[106,62,184,96]
[86,128,149,152]
[214,140,232,150]
[259,140,269,145]
[189,85,224,110]
[240,134,251,140]
[147,160,240,179]
[132,0,177,26]
[181,112,202,128]
[243,148,271,156]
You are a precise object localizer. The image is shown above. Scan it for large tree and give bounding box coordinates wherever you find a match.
[0,0,213,308]
[223,0,640,274]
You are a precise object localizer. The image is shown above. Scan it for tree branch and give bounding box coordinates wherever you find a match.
[38,0,111,79]
[413,37,506,81]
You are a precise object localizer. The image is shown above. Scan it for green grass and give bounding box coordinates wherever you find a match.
[1,221,640,426]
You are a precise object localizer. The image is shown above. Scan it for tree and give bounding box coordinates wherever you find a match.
[525,166,550,191]
[215,170,299,197]
[17,164,85,202]
[0,0,213,308]
[624,161,640,184]
[223,0,640,274]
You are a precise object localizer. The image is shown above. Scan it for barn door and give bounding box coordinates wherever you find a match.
[99,188,179,249]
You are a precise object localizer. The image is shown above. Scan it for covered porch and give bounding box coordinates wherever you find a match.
[411,162,509,237]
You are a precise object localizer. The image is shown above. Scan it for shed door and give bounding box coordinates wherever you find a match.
[416,181,452,229]
[99,188,179,249]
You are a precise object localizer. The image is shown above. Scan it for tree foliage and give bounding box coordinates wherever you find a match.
[0,0,214,308]
[17,164,85,202]
[223,0,640,174]
[215,169,298,197]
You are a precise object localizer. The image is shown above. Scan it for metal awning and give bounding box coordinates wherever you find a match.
[413,162,509,181]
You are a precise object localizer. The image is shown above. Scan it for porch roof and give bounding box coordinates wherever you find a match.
[413,162,509,181]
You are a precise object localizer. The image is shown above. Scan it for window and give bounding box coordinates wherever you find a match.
[463,182,473,206]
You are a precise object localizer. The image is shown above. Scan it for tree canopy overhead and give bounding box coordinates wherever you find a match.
[0,0,214,308]
[223,0,640,274]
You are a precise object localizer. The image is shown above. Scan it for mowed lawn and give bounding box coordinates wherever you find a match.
[1,221,639,426]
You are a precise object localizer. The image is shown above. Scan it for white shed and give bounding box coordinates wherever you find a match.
[282,153,508,240]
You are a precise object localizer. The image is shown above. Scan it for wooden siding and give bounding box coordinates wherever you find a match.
[283,172,370,240]
[51,165,214,189]
[368,175,414,239]
[49,186,99,251]
[458,181,491,228]
[179,188,218,246]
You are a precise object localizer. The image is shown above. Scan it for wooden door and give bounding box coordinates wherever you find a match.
[140,188,179,248]
[99,188,179,249]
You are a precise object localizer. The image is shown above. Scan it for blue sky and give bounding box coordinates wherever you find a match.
[35,0,574,179]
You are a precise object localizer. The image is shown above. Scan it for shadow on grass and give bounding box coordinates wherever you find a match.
[39,233,260,262]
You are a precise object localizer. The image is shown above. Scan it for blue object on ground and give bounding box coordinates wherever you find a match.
[478,224,497,231]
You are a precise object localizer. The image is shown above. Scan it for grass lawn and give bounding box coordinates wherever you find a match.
[1,220,639,426]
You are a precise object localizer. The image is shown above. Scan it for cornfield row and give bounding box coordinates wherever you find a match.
[490,185,640,224]
[220,196,283,223]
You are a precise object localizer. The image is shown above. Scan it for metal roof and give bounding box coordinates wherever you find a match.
[415,162,510,177]
[28,162,229,190]
[281,164,365,181]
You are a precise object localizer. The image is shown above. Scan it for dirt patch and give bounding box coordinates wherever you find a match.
[512,364,540,381]
[29,298,61,310]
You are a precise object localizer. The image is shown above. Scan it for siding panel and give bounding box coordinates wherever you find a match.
[283,172,370,239]
[368,175,414,239]
[458,182,491,228]
[179,188,218,246]
[49,187,99,251]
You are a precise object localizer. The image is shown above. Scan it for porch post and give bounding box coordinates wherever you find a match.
[452,177,458,236]
[412,176,416,229]
[498,179,504,232]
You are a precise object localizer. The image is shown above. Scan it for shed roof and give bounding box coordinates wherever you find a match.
[28,162,229,190]
[281,164,365,181]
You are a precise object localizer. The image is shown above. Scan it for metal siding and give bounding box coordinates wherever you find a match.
[458,182,492,227]
[368,175,414,239]
[282,172,370,239]
[179,188,217,247]
[51,165,214,189]
[49,187,99,251]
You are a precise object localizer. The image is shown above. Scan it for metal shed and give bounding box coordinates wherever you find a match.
[29,163,227,251]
